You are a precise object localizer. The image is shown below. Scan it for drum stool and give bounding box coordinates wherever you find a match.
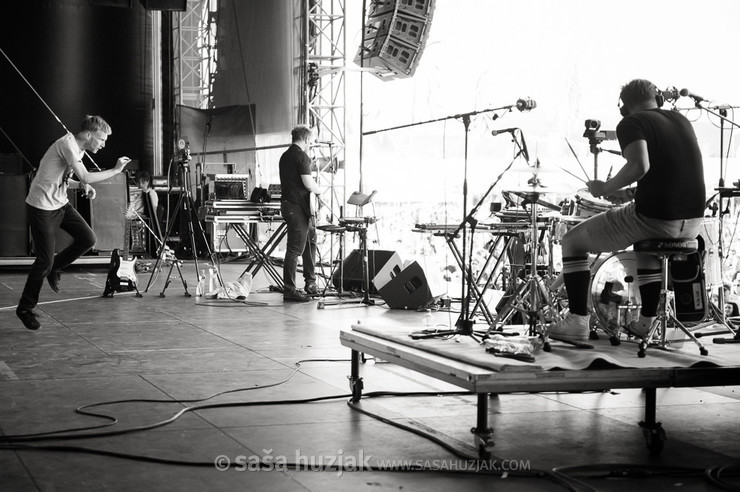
[632,238,708,357]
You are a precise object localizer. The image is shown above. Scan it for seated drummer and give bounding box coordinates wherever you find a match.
[549,79,706,343]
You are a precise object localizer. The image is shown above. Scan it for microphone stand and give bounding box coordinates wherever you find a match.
[409,128,529,341]
[688,101,740,343]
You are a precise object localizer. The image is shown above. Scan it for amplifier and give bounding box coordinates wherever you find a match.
[267,183,282,201]
[209,174,250,200]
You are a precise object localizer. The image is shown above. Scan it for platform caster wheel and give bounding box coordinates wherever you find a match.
[478,445,491,461]
[589,330,599,341]
[317,301,325,310]
[609,335,621,346]
[640,422,666,455]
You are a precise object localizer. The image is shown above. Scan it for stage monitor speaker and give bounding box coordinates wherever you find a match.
[0,175,28,256]
[332,249,397,294]
[378,260,436,310]
[86,172,128,252]
[356,0,436,79]
[140,0,186,11]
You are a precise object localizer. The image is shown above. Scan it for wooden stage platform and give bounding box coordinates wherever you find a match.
[340,321,740,458]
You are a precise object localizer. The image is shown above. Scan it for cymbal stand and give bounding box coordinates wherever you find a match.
[363,102,535,339]
[487,181,552,348]
[411,132,528,340]
[691,103,740,343]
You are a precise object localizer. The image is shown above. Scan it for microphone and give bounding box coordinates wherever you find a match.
[516,98,537,111]
[491,127,519,136]
[680,88,706,103]
[661,86,679,102]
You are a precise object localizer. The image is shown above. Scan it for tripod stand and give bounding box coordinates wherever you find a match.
[144,153,223,297]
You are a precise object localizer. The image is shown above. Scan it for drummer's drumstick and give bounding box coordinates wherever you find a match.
[559,166,588,184]
[564,137,591,181]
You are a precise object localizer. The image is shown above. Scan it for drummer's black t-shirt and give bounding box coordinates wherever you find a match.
[616,108,705,220]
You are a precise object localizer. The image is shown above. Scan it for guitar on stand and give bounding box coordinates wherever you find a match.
[104,214,142,297]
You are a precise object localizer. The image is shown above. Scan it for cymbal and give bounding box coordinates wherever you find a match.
[505,189,564,212]
[509,163,559,174]
[505,184,569,195]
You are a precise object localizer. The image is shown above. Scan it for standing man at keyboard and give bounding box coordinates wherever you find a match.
[279,124,322,302]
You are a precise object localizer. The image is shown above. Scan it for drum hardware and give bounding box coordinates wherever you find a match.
[487,177,570,350]
[315,223,349,299]
[410,120,533,341]
[318,216,377,309]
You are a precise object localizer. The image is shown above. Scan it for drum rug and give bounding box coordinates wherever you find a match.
[350,322,740,373]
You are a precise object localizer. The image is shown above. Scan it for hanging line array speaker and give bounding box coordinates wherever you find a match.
[355,0,436,79]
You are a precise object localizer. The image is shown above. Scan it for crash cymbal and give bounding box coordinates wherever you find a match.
[509,163,559,174]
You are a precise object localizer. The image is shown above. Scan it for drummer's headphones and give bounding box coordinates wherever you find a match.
[619,83,664,117]
[653,84,664,108]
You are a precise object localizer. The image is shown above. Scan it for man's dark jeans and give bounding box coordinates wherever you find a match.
[281,201,316,294]
[18,203,96,310]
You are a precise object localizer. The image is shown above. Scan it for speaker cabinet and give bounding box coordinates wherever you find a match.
[332,249,397,294]
[356,0,436,79]
[377,261,436,310]
[73,172,128,252]
[0,175,28,256]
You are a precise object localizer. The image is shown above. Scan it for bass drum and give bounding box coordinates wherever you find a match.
[589,252,641,334]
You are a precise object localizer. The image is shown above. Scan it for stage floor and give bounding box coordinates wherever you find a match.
[1,261,740,491]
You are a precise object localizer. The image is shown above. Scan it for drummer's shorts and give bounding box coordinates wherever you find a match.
[584,202,703,253]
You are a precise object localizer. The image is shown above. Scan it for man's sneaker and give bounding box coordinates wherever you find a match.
[47,270,61,293]
[16,308,41,331]
[284,290,310,303]
[627,315,656,339]
[548,313,590,343]
[304,282,319,295]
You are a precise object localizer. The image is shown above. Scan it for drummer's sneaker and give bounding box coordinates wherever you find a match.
[548,313,590,343]
[626,315,656,339]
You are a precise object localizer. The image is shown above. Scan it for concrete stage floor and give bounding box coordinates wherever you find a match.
[1,259,739,491]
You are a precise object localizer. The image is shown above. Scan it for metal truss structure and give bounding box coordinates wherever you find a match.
[173,0,218,111]
[302,0,347,221]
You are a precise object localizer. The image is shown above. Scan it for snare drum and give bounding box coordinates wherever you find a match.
[571,189,613,218]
